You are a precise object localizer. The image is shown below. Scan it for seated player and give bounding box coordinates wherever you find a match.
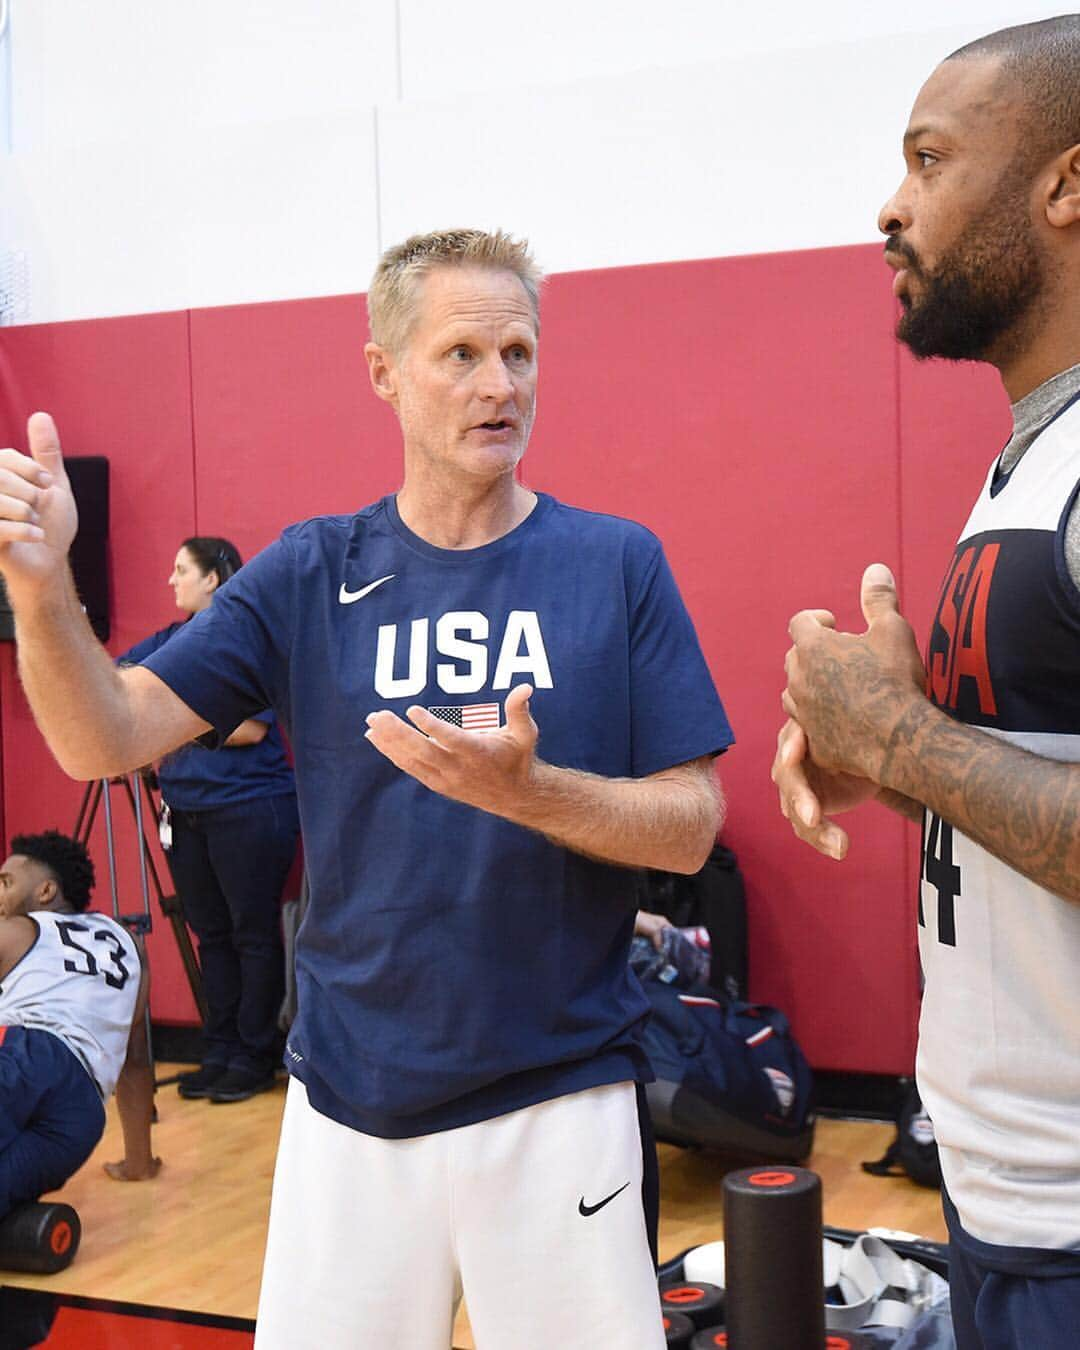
[0,830,159,1222]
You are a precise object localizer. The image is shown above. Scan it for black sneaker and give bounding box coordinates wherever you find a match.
[207,1068,278,1103]
[177,1063,228,1100]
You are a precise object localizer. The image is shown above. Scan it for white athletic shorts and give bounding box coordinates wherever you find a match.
[255,1077,665,1349]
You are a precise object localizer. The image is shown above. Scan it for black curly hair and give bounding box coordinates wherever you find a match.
[9,831,96,912]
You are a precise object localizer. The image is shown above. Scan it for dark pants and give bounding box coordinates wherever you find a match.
[166,793,299,1076]
[0,1027,106,1220]
[945,1188,1080,1350]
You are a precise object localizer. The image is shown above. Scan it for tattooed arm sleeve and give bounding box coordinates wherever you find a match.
[878,699,1080,905]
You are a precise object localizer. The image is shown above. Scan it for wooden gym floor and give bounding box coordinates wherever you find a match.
[3,1065,947,1347]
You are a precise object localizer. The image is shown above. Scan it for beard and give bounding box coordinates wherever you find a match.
[892,172,1045,363]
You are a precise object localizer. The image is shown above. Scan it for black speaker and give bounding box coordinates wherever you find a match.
[67,457,110,641]
[0,455,110,642]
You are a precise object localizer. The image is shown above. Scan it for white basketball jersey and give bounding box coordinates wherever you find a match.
[918,393,1080,1249]
[0,909,140,1101]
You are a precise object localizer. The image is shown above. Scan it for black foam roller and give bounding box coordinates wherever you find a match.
[722,1166,824,1349]
[0,1202,81,1273]
[663,1309,696,1348]
[661,1280,724,1328]
[690,1327,728,1348]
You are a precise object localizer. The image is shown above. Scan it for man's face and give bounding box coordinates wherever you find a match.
[373,265,538,484]
[0,854,54,918]
[879,56,1046,363]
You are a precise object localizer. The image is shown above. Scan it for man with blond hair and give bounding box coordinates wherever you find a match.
[0,228,732,1347]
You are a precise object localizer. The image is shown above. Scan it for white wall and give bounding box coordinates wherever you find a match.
[0,0,1062,324]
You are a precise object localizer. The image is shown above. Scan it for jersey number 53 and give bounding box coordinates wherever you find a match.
[56,920,132,990]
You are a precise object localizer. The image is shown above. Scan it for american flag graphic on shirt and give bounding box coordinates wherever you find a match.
[428,703,501,731]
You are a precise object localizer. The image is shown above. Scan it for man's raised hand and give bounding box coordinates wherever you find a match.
[773,565,928,857]
[781,564,925,783]
[0,413,79,595]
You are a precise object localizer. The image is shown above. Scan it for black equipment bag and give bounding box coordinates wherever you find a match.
[641,980,815,1163]
[862,1078,942,1190]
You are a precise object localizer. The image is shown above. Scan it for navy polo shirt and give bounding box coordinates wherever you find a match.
[142,494,733,1136]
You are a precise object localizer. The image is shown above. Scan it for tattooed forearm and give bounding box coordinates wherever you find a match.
[877,788,924,822]
[877,702,1080,905]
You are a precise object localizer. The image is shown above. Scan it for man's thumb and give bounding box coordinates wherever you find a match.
[860,562,898,626]
[27,412,65,475]
[505,683,534,730]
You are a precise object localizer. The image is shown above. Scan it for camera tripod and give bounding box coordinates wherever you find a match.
[73,773,207,1087]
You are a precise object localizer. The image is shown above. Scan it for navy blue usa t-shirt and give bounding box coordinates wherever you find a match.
[119,624,296,811]
[143,493,733,1137]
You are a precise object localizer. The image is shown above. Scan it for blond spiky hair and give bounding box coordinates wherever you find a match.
[367,228,544,353]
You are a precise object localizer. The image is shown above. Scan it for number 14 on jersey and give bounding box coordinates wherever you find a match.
[921,812,960,947]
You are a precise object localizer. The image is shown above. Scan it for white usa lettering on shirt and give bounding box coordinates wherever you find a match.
[374,610,554,698]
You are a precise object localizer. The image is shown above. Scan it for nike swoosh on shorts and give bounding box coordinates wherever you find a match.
[578,1181,630,1217]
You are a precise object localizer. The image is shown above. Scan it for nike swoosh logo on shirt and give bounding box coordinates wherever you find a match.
[578,1181,630,1217]
[338,574,395,604]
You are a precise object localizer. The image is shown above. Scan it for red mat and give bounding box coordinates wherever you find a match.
[0,1286,471,1347]
[0,1286,254,1348]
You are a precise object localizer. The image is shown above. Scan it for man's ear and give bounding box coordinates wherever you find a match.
[365,342,399,406]
[1046,143,1080,227]
[38,877,59,909]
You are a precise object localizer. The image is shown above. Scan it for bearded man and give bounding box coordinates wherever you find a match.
[774,17,1080,1349]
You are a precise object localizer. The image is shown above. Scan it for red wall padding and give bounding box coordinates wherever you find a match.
[0,313,200,1023]
[188,295,395,546]
[0,246,1012,1070]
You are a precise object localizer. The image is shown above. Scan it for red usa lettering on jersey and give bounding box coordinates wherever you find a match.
[926,541,1000,716]
[374,610,554,699]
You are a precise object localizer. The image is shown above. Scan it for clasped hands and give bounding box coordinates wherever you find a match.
[773,563,926,859]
